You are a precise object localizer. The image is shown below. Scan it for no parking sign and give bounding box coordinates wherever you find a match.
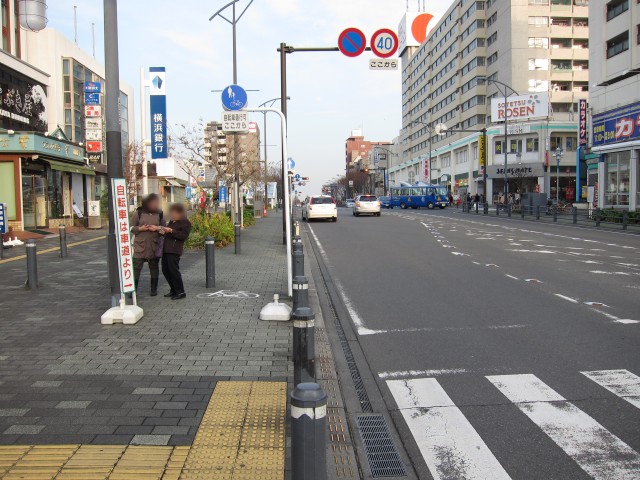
[338,28,366,57]
[370,28,399,58]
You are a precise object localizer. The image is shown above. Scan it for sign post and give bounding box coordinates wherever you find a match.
[101,178,143,325]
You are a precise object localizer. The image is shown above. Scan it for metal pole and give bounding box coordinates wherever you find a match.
[104,0,124,306]
[503,90,508,203]
[263,112,268,213]
[25,239,37,290]
[291,383,327,480]
[231,4,242,255]
[280,43,288,245]
[59,225,68,257]
[140,66,148,196]
[205,236,215,288]
[428,132,432,184]
[556,152,560,204]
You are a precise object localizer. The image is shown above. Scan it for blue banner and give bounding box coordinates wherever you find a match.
[84,93,100,105]
[0,203,6,234]
[592,101,640,147]
[219,186,227,203]
[149,67,167,160]
[84,82,101,93]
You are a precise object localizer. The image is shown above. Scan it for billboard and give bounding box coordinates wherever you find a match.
[491,92,549,122]
[592,101,640,147]
[149,67,168,159]
[578,99,587,147]
[398,12,434,55]
[0,64,47,133]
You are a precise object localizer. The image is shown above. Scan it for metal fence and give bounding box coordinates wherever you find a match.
[460,202,640,233]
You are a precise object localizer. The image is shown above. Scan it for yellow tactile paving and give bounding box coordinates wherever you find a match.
[0,381,286,480]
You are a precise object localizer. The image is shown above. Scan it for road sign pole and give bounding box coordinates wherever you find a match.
[280,43,288,245]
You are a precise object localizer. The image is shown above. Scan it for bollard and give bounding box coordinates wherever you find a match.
[59,225,68,258]
[26,239,38,290]
[623,210,628,231]
[292,276,309,312]
[521,205,525,219]
[293,305,316,386]
[484,202,489,215]
[572,207,578,225]
[292,235,303,254]
[291,383,327,480]
[234,223,241,255]
[496,205,499,216]
[595,208,601,227]
[292,249,305,279]
[553,206,557,222]
[205,236,215,288]
[536,205,540,220]
[507,204,512,217]
[294,220,300,237]
[475,202,479,214]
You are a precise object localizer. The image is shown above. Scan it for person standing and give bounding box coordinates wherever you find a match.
[161,203,192,300]
[131,193,164,296]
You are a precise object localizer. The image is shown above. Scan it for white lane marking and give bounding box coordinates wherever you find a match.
[307,225,380,336]
[582,370,640,410]
[505,274,519,280]
[525,279,543,283]
[590,309,640,324]
[487,374,640,479]
[379,369,467,379]
[485,263,499,267]
[387,378,511,480]
[555,294,579,304]
[356,325,529,335]
[580,260,602,264]
[584,301,609,308]
[590,271,633,276]
[508,249,557,254]
[451,252,469,257]
[617,263,640,267]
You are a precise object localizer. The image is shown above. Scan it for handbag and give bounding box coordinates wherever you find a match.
[155,235,165,258]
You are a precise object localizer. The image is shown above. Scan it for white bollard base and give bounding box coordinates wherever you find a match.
[260,294,292,322]
[101,304,144,325]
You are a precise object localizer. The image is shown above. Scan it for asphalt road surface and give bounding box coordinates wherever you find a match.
[306,206,640,480]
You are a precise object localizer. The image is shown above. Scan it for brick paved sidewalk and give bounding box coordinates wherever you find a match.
[0,215,292,448]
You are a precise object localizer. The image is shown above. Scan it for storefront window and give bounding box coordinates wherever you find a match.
[526,137,539,152]
[605,151,630,206]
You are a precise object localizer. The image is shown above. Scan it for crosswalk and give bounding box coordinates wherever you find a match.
[386,369,640,480]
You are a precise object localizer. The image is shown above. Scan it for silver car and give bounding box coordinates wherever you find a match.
[353,195,381,217]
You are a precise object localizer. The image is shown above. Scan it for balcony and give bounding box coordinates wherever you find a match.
[549,90,575,103]
[550,47,573,60]
[550,25,572,36]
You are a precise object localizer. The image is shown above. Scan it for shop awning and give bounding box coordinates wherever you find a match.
[46,159,95,176]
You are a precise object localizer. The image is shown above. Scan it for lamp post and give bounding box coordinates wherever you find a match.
[373,146,398,194]
[554,147,564,203]
[487,79,519,202]
[411,120,435,184]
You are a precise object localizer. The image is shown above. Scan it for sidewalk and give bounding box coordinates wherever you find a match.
[0,215,291,479]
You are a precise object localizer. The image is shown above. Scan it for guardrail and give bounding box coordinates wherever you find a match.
[461,202,640,233]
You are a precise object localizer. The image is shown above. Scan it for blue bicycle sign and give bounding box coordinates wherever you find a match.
[221,85,247,111]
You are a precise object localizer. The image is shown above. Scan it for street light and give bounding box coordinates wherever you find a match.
[410,120,437,184]
[554,147,564,204]
[373,146,397,194]
[486,78,519,202]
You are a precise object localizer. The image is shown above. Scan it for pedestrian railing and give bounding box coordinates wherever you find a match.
[462,202,640,233]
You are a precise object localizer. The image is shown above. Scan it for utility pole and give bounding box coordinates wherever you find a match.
[279,43,288,244]
[140,67,149,196]
[210,0,254,255]
[103,0,124,306]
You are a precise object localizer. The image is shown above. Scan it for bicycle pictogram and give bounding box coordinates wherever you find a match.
[196,290,260,299]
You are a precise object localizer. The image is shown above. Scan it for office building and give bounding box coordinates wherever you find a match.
[389,1,589,204]
[588,0,640,211]
[345,129,391,173]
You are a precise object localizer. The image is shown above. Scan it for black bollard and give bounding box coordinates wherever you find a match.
[26,239,38,290]
[234,223,241,255]
[507,204,512,217]
[595,208,601,227]
[59,225,68,258]
[205,236,215,288]
[292,249,304,279]
[484,202,488,215]
[475,202,479,214]
[293,305,316,386]
[291,383,327,480]
[623,211,628,230]
[536,205,540,220]
[553,206,558,222]
[496,204,500,216]
[292,276,309,312]
[521,205,525,219]
[572,207,578,225]
[292,235,303,254]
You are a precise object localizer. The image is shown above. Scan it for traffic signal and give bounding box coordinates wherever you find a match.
[360,168,369,173]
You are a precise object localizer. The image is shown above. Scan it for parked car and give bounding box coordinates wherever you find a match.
[353,195,381,217]
[379,196,391,209]
[303,195,338,222]
[345,199,355,208]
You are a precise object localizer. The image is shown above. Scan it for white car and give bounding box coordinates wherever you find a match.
[303,195,338,222]
[345,199,355,208]
[353,195,381,217]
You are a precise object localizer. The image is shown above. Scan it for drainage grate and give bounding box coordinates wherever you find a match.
[356,415,407,477]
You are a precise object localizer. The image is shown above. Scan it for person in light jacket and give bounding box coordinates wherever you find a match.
[131,193,165,296]
[161,203,192,300]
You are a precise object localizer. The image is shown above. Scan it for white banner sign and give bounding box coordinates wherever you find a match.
[222,112,249,133]
[85,130,102,141]
[85,117,103,130]
[491,92,549,123]
[111,179,135,293]
[85,105,102,117]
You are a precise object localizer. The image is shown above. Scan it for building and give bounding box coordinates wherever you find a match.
[345,129,392,173]
[389,1,589,204]
[0,1,136,233]
[588,0,640,211]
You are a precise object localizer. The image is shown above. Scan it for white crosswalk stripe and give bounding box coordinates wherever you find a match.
[582,369,640,410]
[387,378,511,480]
[487,373,640,480]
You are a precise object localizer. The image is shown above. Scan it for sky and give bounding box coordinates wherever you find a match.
[47,0,452,195]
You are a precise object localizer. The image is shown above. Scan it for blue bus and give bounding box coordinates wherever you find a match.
[390,184,449,209]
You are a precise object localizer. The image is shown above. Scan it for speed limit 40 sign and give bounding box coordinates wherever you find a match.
[370,28,399,58]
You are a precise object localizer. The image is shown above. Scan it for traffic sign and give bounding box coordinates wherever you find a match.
[221,84,247,111]
[370,28,398,58]
[338,28,366,57]
[222,112,249,132]
[294,174,301,180]
[369,59,398,70]
[287,158,295,170]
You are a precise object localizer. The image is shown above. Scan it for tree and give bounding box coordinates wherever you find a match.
[169,120,207,181]
[124,141,142,202]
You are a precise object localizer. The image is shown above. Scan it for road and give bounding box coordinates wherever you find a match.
[305,207,640,480]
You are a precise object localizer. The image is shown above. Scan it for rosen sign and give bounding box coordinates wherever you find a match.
[491,93,549,122]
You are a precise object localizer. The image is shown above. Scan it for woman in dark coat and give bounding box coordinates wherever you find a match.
[161,203,192,300]
[131,193,165,296]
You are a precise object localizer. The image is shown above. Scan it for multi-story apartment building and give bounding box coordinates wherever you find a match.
[345,129,392,173]
[389,0,589,205]
[588,0,640,212]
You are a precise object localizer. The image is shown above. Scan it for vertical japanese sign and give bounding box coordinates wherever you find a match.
[0,203,6,234]
[149,67,167,159]
[579,99,587,147]
[111,179,135,293]
[478,133,487,169]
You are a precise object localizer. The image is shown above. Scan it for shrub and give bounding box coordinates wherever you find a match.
[185,211,234,249]
[243,207,255,227]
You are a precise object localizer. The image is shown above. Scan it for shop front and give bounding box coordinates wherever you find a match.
[0,132,93,232]
[487,163,544,204]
